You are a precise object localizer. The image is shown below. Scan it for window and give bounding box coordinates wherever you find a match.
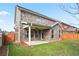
[31,30,34,38]
[25,30,34,38]
[35,30,38,38]
[24,30,28,38]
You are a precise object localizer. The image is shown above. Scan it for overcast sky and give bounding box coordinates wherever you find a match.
[0,3,79,31]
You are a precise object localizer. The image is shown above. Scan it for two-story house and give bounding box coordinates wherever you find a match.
[14,5,77,46]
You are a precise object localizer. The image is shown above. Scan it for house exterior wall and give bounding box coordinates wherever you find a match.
[42,29,52,40]
[21,11,56,26]
[14,7,21,42]
[53,24,60,39]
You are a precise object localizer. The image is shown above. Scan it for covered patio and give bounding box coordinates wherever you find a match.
[21,21,51,46]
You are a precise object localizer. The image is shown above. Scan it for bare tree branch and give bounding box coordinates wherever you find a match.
[60,3,79,15]
[63,9,79,14]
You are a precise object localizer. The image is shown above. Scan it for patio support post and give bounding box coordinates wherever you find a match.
[28,25,31,46]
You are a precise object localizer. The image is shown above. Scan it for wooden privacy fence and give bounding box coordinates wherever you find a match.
[60,33,79,40]
[3,32,15,44]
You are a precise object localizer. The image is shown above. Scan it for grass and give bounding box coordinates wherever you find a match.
[7,40,79,56]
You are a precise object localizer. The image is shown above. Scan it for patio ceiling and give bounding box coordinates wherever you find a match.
[31,24,50,30]
[22,23,50,30]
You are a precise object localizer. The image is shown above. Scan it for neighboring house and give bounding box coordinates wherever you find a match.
[59,22,77,34]
[14,5,77,46]
[0,29,2,47]
[76,28,79,33]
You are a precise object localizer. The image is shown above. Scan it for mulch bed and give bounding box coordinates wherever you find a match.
[0,46,8,56]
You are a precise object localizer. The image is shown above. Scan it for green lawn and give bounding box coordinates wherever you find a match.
[7,40,79,56]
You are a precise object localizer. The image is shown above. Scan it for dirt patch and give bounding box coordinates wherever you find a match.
[20,42,29,48]
[0,46,8,56]
[50,39,61,44]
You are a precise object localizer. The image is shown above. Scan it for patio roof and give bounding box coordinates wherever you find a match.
[21,21,59,30]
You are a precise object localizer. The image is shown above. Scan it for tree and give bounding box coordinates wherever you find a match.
[60,3,79,20]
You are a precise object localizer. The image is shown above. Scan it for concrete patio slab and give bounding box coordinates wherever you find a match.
[25,41,49,45]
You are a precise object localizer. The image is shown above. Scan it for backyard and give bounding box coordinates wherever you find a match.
[7,40,79,56]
